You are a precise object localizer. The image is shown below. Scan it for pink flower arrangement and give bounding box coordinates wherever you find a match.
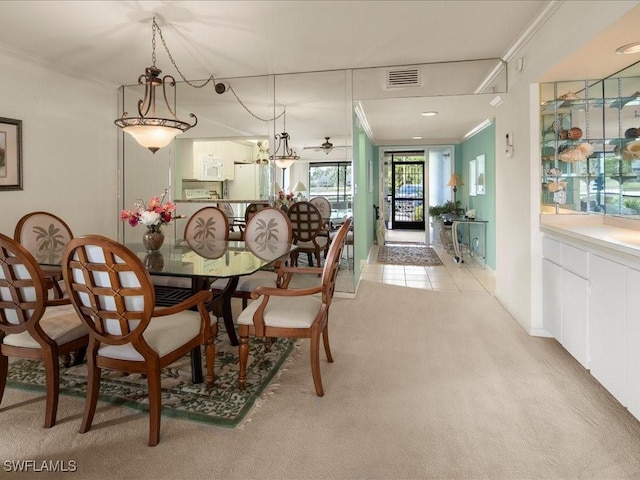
[120,190,176,232]
[276,190,295,208]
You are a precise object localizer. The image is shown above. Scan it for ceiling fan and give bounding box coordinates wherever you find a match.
[303,137,342,155]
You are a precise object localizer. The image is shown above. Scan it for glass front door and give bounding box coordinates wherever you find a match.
[391,156,425,230]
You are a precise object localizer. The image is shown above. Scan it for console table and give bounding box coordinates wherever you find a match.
[452,219,488,269]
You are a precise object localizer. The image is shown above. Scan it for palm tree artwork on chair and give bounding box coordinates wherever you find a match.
[191,216,219,250]
[33,223,67,264]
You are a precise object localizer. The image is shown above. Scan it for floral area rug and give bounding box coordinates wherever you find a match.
[377,245,443,266]
[7,332,295,428]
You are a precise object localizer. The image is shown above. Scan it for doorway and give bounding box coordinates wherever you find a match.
[389,152,425,230]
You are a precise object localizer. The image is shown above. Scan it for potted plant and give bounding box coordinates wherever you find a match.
[428,200,464,219]
[428,200,464,246]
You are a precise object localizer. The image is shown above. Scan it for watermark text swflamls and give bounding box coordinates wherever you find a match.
[3,460,77,473]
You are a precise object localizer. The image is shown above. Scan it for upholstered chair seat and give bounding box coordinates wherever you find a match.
[3,304,86,349]
[62,235,217,446]
[0,233,89,429]
[237,218,352,397]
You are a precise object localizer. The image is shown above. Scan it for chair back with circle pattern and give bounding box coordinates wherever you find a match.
[244,202,268,223]
[62,235,155,346]
[0,233,48,335]
[14,211,73,266]
[288,201,323,244]
[183,206,229,250]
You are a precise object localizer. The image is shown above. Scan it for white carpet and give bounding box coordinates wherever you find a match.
[2,280,640,479]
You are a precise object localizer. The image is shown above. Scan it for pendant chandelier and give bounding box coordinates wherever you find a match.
[114,17,197,153]
[270,107,299,169]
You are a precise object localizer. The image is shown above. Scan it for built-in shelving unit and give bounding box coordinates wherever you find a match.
[540,74,640,217]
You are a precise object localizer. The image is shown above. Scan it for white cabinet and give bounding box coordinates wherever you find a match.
[192,142,234,180]
[626,267,640,419]
[541,231,640,421]
[590,254,626,403]
[561,269,589,368]
[541,237,589,368]
[542,259,562,340]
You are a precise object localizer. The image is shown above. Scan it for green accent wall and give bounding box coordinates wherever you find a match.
[459,122,496,270]
[352,117,376,282]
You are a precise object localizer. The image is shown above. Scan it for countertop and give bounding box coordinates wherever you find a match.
[540,214,640,258]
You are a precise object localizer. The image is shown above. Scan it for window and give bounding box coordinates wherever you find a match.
[309,162,352,221]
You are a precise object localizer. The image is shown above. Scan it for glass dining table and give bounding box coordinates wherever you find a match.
[126,238,297,383]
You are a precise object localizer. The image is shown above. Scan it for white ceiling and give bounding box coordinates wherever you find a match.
[1,1,639,159]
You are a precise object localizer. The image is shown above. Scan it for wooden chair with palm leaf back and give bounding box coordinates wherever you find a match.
[211,207,292,310]
[61,235,217,446]
[237,217,352,397]
[151,206,232,341]
[14,211,74,299]
[0,233,89,428]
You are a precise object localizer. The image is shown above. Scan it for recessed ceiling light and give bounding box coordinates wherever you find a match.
[412,136,423,140]
[421,111,438,117]
[616,42,640,54]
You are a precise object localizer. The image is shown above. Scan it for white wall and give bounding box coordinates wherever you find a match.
[0,47,117,239]
[494,1,637,334]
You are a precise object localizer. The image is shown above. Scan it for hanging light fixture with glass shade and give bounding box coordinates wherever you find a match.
[270,107,299,169]
[114,17,197,153]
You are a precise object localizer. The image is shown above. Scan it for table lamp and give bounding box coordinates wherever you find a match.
[447,173,464,204]
[293,180,307,200]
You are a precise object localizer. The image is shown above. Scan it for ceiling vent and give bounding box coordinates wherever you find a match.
[386,68,421,89]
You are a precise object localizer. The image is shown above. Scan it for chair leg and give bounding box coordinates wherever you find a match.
[315,251,322,269]
[52,280,64,299]
[322,323,334,363]
[307,252,313,266]
[242,298,248,309]
[146,364,162,447]
[80,343,100,434]
[0,354,8,404]
[72,346,87,366]
[238,334,249,390]
[62,353,71,368]
[43,351,60,428]
[310,327,325,397]
[205,332,216,388]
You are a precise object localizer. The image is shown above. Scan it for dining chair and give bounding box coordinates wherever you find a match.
[244,202,268,224]
[14,211,74,299]
[211,207,292,309]
[0,233,89,428]
[152,205,230,289]
[288,201,328,268]
[237,217,352,397]
[218,201,243,241]
[310,196,333,257]
[61,235,217,446]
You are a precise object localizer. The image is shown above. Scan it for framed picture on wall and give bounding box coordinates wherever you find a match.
[469,159,477,196]
[476,154,486,195]
[0,117,23,191]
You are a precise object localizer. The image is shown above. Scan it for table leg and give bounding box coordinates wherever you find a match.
[219,276,240,346]
[190,346,203,384]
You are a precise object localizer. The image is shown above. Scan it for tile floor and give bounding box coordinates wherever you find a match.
[359,229,495,296]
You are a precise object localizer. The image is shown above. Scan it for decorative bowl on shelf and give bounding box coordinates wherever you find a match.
[558,92,579,101]
[568,127,583,140]
[626,141,640,158]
